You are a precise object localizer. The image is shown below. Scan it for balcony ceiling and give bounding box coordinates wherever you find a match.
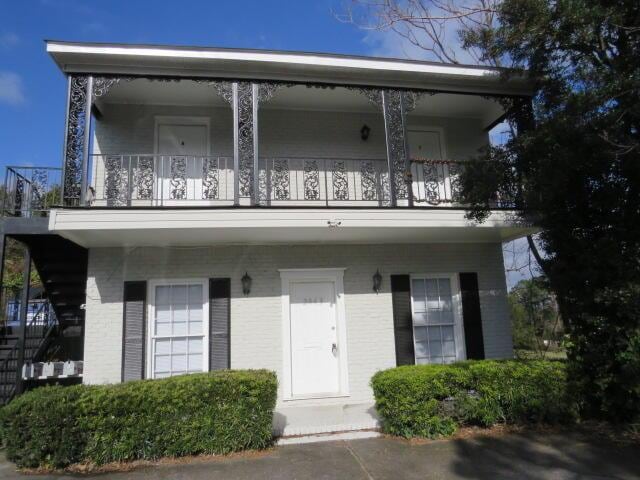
[98,80,505,128]
[49,208,536,248]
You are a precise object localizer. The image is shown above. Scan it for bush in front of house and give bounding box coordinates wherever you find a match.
[371,360,576,439]
[0,369,277,468]
[0,384,85,468]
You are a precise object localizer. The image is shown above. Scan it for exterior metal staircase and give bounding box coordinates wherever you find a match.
[0,167,86,405]
[0,234,88,405]
[0,301,57,404]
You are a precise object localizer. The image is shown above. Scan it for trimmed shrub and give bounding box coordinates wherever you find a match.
[0,370,277,468]
[371,360,576,438]
[0,385,85,468]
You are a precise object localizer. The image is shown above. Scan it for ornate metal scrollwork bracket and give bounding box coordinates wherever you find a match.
[92,76,135,98]
[346,87,383,110]
[194,79,234,105]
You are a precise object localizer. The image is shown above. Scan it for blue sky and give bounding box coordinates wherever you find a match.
[0,0,406,171]
[0,1,532,287]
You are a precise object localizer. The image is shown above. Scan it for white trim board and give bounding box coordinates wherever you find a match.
[280,268,349,401]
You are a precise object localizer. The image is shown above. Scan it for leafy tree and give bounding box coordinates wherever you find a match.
[0,238,41,325]
[341,0,640,421]
[460,0,640,422]
[509,277,563,357]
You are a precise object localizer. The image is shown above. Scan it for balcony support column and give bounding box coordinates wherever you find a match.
[80,76,93,207]
[61,74,93,207]
[381,90,413,207]
[232,82,258,206]
[252,84,260,206]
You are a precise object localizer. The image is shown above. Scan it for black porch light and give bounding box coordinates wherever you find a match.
[360,124,371,141]
[372,269,382,294]
[241,272,252,296]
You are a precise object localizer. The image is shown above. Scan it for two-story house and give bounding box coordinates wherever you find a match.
[0,41,534,436]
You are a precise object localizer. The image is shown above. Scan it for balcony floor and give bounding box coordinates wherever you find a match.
[49,207,535,247]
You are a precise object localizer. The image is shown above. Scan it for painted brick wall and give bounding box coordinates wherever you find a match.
[92,103,488,160]
[84,242,512,406]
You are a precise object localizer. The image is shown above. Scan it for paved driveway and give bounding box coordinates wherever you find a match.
[1,431,638,479]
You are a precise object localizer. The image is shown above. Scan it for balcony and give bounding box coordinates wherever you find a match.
[2,75,532,246]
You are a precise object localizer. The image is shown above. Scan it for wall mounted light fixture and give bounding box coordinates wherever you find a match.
[360,124,371,141]
[373,269,382,294]
[241,272,252,296]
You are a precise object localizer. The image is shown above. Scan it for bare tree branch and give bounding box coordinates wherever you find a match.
[335,0,502,65]
[526,234,548,275]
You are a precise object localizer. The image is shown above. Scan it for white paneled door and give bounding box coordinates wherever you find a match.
[289,281,340,397]
[156,121,209,202]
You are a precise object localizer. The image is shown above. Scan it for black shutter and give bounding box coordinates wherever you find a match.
[122,281,147,382]
[459,272,485,360]
[391,275,415,366]
[209,278,231,370]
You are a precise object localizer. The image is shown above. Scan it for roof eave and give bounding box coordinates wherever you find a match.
[46,40,535,97]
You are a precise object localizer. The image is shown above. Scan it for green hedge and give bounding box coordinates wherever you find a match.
[0,370,277,468]
[372,360,576,438]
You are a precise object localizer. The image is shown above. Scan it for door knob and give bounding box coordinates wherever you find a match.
[332,343,337,354]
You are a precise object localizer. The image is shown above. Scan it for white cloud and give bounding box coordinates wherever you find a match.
[0,72,26,105]
[363,27,479,64]
[0,32,19,49]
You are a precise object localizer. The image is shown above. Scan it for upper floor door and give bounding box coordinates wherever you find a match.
[407,129,449,205]
[156,120,210,203]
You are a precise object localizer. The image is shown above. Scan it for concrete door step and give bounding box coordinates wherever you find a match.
[276,429,381,445]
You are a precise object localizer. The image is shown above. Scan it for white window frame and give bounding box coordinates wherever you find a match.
[409,273,467,363]
[146,278,210,379]
[279,268,349,401]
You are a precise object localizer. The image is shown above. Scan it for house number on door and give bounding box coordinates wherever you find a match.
[304,297,324,304]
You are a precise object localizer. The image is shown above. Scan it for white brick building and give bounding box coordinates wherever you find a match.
[0,41,536,430]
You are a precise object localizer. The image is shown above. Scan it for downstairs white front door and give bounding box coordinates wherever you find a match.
[289,281,340,397]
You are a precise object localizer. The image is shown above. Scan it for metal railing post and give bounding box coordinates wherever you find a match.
[232,82,240,206]
[80,76,93,207]
[1,167,10,217]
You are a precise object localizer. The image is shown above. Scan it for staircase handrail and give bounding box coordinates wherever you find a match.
[0,299,58,404]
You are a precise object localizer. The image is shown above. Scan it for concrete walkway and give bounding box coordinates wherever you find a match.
[1,431,638,479]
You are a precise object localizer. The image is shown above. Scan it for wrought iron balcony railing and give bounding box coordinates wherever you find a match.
[1,167,63,218]
[89,154,480,208]
[2,158,509,213]
[90,154,395,207]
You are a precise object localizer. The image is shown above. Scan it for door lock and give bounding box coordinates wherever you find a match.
[332,343,337,354]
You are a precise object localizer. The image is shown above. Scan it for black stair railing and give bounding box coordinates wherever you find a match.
[0,300,58,405]
[1,166,62,218]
